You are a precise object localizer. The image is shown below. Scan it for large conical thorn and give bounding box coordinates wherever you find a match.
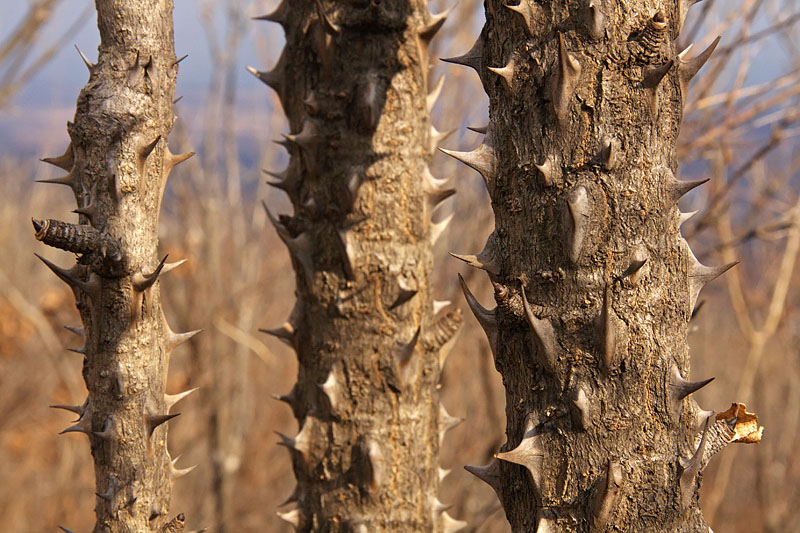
[682,238,737,311]
[458,274,498,358]
[259,322,296,348]
[464,459,504,502]
[431,212,453,246]
[669,363,714,420]
[617,246,648,285]
[553,32,582,124]
[418,4,454,44]
[417,4,455,68]
[488,57,516,91]
[565,186,590,263]
[162,147,195,182]
[276,507,301,530]
[60,408,92,436]
[36,171,78,189]
[50,401,87,419]
[35,254,100,301]
[600,135,619,170]
[667,171,709,205]
[162,310,202,353]
[495,428,545,490]
[263,166,298,197]
[677,37,721,103]
[72,202,98,224]
[132,255,168,292]
[394,328,421,385]
[597,285,618,369]
[521,286,557,374]
[439,132,496,193]
[92,416,115,440]
[263,203,315,281]
[253,0,290,28]
[586,0,606,40]
[75,45,95,72]
[165,387,199,412]
[433,503,467,533]
[319,362,341,410]
[449,238,500,276]
[246,50,287,103]
[439,403,464,445]
[441,36,483,77]
[169,455,197,479]
[505,0,539,35]
[643,60,674,116]
[145,411,179,437]
[424,170,456,222]
[429,125,456,156]
[535,154,560,186]
[593,460,624,527]
[427,75,445,113]
[136,135,161,177]
[276,418,313,466]
[572,386,594,430]
[366,440,384,494]
[41,141,74,171]
[679,413,712,508]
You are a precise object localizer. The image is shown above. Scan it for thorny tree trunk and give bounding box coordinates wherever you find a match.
[251,1,464,531]
[444,1,763,532]
[33,2,196,531]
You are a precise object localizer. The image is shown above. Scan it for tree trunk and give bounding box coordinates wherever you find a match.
[445,1,762,531]
[251,1,463,531]
[33,2,195,531]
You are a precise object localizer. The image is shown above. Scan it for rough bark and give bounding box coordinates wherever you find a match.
[445,1,763,532]
[33,2,195,531]
[252,1,463,531]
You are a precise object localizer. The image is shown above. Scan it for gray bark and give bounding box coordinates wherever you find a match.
[33,2,194,531]
[252,1,463,531]
[446,1,760,532]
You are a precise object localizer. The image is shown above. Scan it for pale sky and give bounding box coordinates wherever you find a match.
[1,1,285,156]
[1,1,795,157]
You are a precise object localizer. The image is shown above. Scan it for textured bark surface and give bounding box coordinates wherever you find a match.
[33,2,194,531]
[447,1,761,532]
[252,1,463,531]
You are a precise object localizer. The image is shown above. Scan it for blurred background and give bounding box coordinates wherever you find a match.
[1,0,799,531]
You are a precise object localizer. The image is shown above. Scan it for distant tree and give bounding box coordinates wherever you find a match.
[33,1,196,531]
[251,1,464,530]
[0,0,87,109]
[444,1,763,531]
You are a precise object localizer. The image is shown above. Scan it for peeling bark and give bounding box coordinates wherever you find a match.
[253,1,462,531]
[448,1,761,532]
[34,2,194,531]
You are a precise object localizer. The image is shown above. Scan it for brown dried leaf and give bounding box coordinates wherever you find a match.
[716,403,763,444]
